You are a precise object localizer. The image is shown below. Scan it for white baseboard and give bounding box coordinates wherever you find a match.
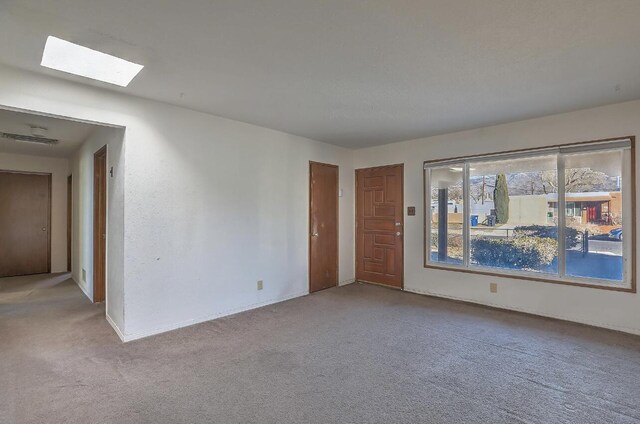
[120,290,308,342]
[404,287,640,336]
[105,313,125,342]
[72,276,91,301]
[339,278,356,286]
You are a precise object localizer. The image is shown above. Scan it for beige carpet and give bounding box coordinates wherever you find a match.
[1,273,640,423]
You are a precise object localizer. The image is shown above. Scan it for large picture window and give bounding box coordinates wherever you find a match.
[424,138,635,291]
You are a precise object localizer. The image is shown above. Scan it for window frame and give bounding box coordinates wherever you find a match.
[423,136,636,293]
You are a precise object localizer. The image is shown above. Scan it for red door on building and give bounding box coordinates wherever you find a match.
[587,205,597,223]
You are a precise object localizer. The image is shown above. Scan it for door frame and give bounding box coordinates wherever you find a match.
[0,169,52,276]
[355,163,404,289]
[308,161,339,292]
[93,146,107,303]
[67,174,72,272]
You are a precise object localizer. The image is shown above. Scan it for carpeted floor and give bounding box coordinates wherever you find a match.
[1,274,640,424]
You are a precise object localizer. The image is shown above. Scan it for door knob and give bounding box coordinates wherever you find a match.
[396,232,401,236]
[42,227,46,231]
[312,233,319,237]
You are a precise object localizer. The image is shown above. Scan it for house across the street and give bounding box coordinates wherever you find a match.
[547,191,622,224]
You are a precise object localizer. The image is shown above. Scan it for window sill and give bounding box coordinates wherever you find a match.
[423,262,636,293]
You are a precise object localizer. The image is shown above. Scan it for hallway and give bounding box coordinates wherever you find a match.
[0,273,113,345]
[0,273,118,423]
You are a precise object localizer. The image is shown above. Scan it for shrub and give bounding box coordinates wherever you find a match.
[471,236,557,270]
[431,232,464,260]
[512,225,579,248]
[448,234,463,248]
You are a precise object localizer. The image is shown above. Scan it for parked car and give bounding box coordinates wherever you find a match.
[609,227,623,240]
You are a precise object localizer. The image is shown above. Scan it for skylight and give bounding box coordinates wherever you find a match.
[41,36,144,87]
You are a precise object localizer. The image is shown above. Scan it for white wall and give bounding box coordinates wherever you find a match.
[507,195,549,225]
[355,99,640,335]
[121,106,354,340]
[9,61,637,339]
[0,64,354,341]
[71,127,125,331]
[0,151,69,273]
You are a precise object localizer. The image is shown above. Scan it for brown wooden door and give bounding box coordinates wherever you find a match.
[0,171,51,277]
[356,164,403,288]
[309,162,338,293]
[93,147,107,303]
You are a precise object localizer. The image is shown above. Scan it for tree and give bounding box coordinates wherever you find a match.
[541,168,613,193]
[469,175,495,204]
[431,183,463,203]
[494,173,509,223]
[509,172,545,195]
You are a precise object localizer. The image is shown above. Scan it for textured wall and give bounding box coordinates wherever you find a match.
[0,65,354,341]
[355,99,640,335]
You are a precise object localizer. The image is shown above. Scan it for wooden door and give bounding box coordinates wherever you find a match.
[0,171,51,277]
[67,174,72,272]
[93,147,107,303]
[356,164,403,288]
[309,162,338,293]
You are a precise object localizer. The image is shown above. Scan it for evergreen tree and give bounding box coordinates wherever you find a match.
[494,173,509,224]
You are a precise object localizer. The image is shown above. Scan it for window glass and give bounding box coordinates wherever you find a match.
[429,165,464,264]
[563,150,624,282]
[468,155,558,273]
[424,139,632,289]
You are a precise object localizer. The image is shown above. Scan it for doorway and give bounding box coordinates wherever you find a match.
[355,164,404,289]
[309,161,339,293]
[0,170,51,277]
[93,146,107,303]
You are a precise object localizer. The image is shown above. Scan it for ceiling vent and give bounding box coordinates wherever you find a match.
[0,127,59,145]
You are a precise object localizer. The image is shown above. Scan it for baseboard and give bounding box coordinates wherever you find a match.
[105,313,125,342]
[72,276,91,301]
[339,278,355,286]
[121,290,309,342]
[404,287,640,336]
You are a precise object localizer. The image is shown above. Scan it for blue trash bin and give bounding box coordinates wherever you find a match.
[470,215,478,227]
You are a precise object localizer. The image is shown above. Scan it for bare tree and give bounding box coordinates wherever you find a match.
[431,184,464,203]
[508,172,546,195]
[541,168,612,193]
[469,175,495,203]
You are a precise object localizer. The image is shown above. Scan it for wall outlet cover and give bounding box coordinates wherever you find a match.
[490,282,498,293]
[257,280,263,290]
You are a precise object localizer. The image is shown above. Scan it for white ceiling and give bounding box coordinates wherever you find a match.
[0,1,639,148]
[0,108,97,158]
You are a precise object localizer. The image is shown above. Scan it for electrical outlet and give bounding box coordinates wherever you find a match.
[82,268,87,282]
[490,282,498,293]
[257,280,263,290]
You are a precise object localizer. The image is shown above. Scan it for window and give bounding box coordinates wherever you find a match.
[429,165,464,265]
[565,202,576,217]
[424,138,635,291]
[41,36,144,87]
